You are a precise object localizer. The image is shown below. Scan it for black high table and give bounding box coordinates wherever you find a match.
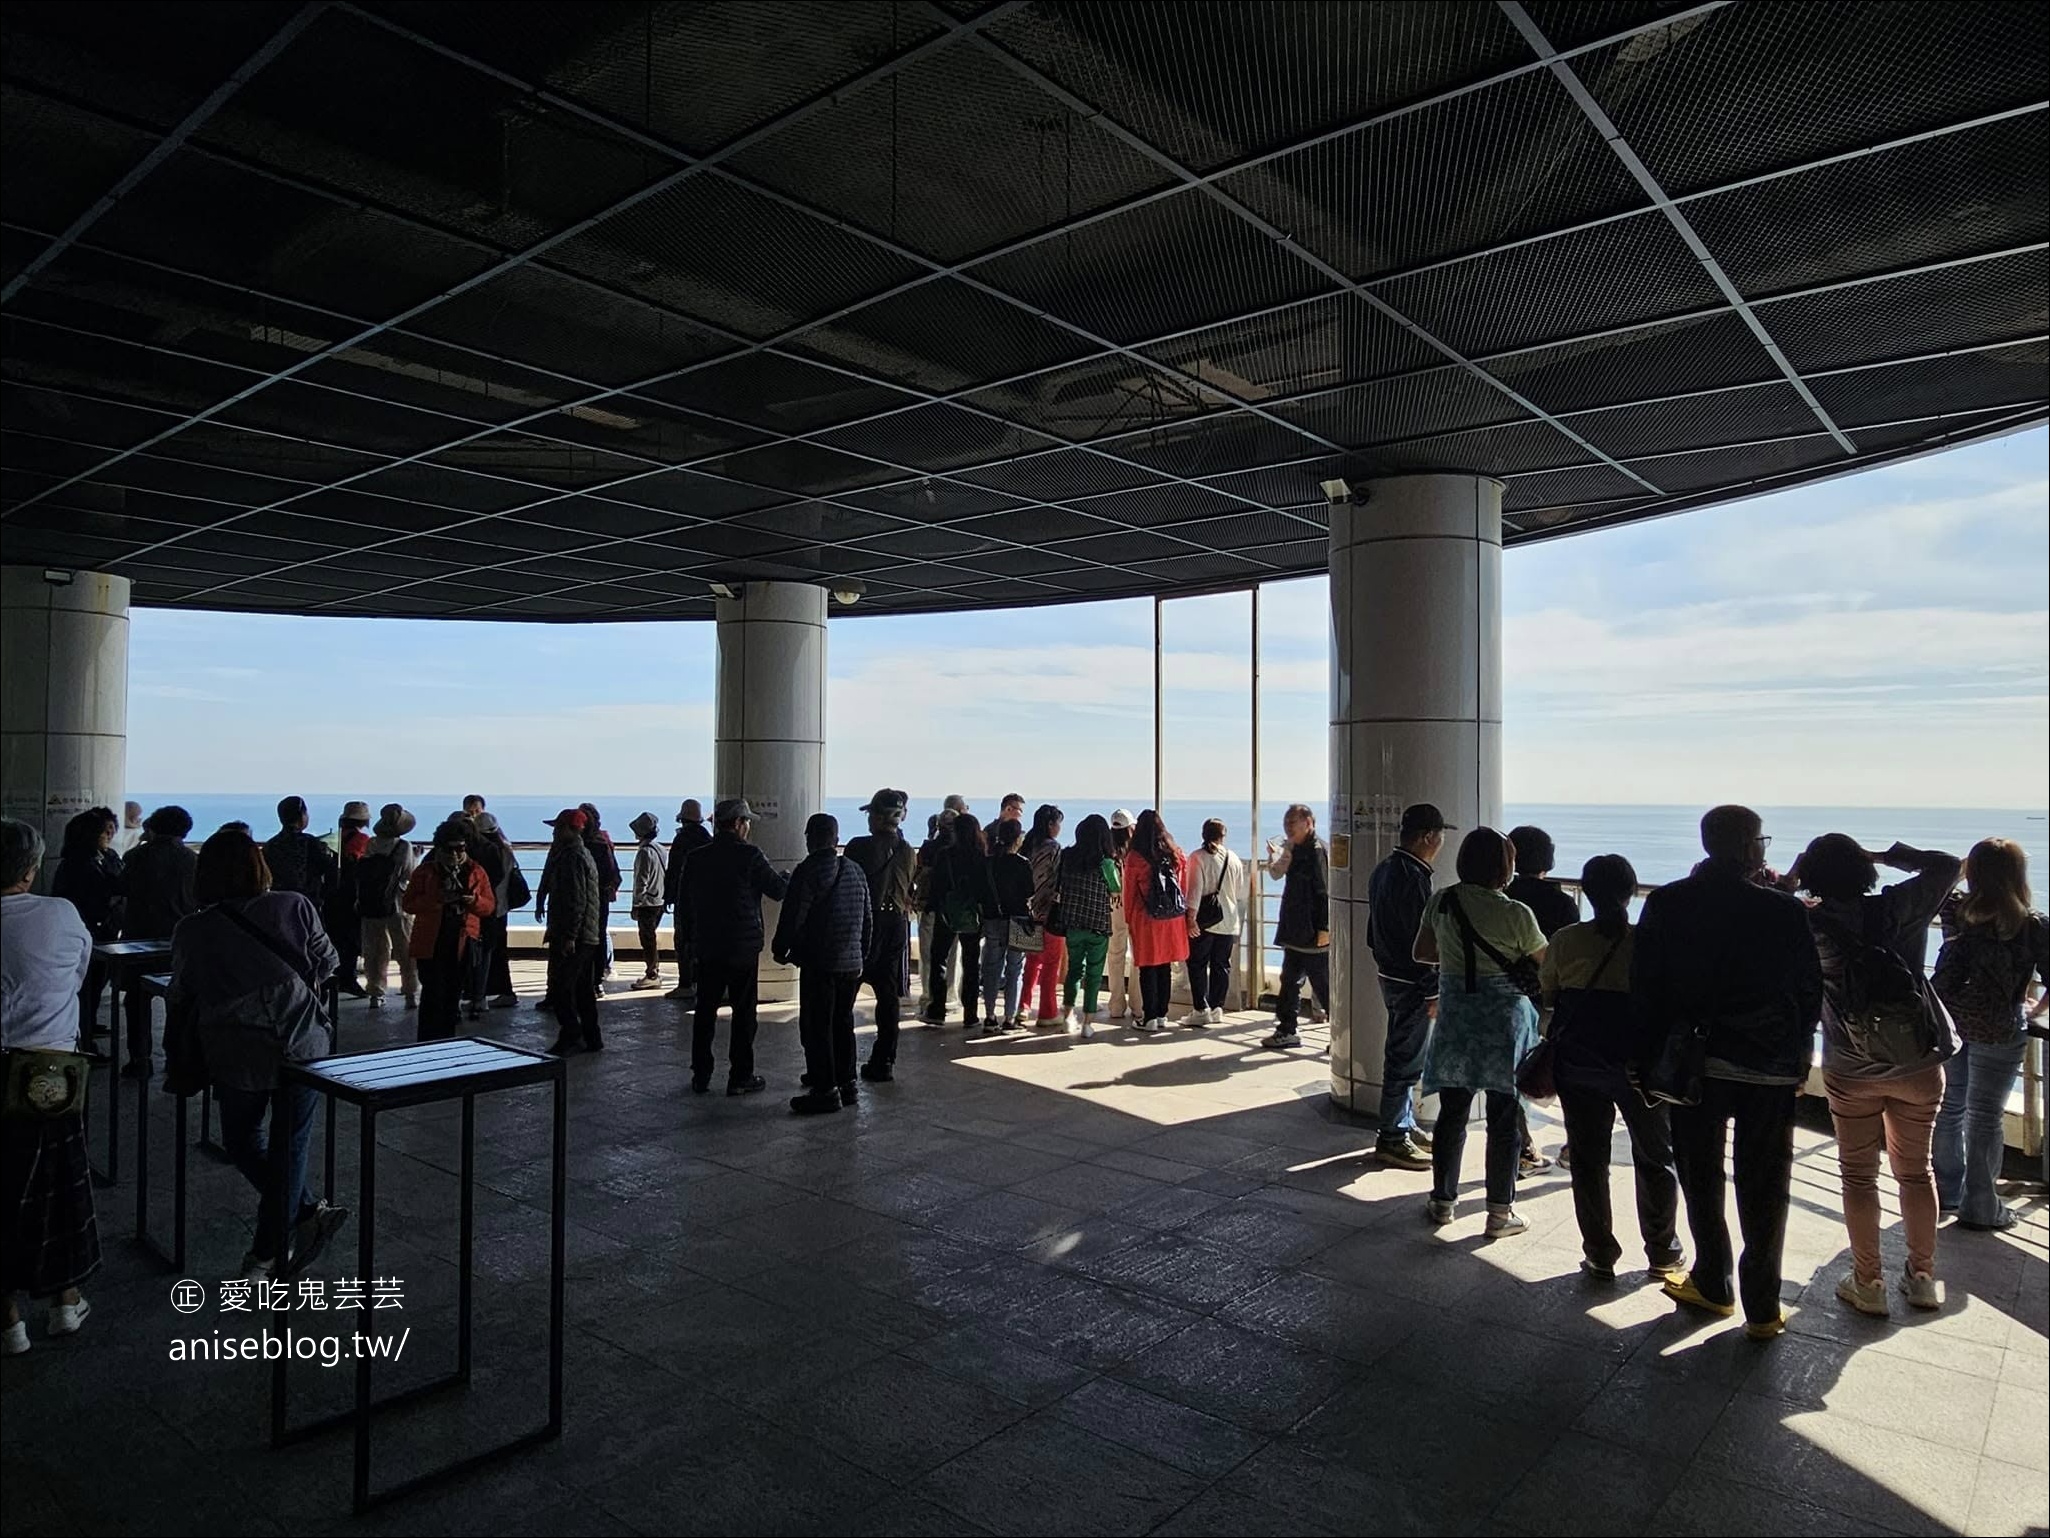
[83,937,173,1186]
[269,1037,566,1515]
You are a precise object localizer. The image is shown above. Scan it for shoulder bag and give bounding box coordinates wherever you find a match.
[1515,931,1624,1103]
[217,902,336,1065]
[1444,889,1544,1005]
[1195,851,1233,931]
[1,1047,90,1120]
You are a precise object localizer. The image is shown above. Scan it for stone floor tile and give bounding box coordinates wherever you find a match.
[911,1416,1205,1537]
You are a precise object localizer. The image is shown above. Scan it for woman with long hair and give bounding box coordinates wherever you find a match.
[51,807,124,1043]
[979,817,1032,1037]
[1020,805,1066,1026]
[1103,811,1139,1021]
[1183,819,1245,1026]
[168,826,347,1283]
[401,818,497,1042]
[1414,827,1546,1237]
[1794,833,1960,1315]
[1123,810,1191,1033]
[1932,838,2048,1233]
[1543,854,1682,1281]
[1054,815,1119,1040]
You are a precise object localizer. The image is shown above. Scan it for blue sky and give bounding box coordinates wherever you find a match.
[129,427,2049,810]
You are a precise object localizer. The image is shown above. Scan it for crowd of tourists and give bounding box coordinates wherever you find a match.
[1,790,2043,1354]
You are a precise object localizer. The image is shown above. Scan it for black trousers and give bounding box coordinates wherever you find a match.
[1669,1077,1799,1323]
[1139,962,1173,1022]
[693,956,761,1084]
[947,930,982,1021]
[485,915,515,998]
[417,926,466,1041]
[327,914,361,991]
[1276,948,1329,1026]
[1557,1066,1682,1271]
[1188,931,1233,1012]
[922,913,954,1012]
[549,942,602,1047]
[800,969,860,1090]
[864,912,909,1067]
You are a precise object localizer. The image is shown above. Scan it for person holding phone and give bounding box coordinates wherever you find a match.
[401,819,495,1042]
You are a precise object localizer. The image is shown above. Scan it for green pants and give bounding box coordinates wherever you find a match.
[1063,928,1109,1014]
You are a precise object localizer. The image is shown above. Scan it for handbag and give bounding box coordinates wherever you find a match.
[1195,851,1232,931]
[1,1048,91,1119]
[216,901,336,1065]
[1515,932,1624,1103]
[1633,1018,1709,1108]
[1444,889,1544,1005]
[1009,915,1044,954]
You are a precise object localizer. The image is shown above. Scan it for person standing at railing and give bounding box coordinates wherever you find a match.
[1055,815,1120,1040]
[1507,825,1579,1176]
[929,814,990,1029]
[683,799,790,1097]
[1545,854,1683,1282]
[51,808,124,1045]
[774,813,872,1115]
[472,811,523,1009]
[325,802,372,1000]
[1633,805,1821,1341]
[1124,810,1190,1034]
[1413,828,1546,1237]
[1181,820,1245,1028]
[579,804,623,995]
[539,810,603,1057]
[1366,804,1453,1169]
[1933,839,2049,1234]
[627,812,670,991]
[1021,805,1066,1026]
[1103,811,1140,1023]
[401,819,496,1043]
[664,800,712,1005]
[1261,804,1331,1051]
[357,805,418,1012]
[117,805,197,1078]
[843,789,917,1083]
[978,818,1033,1038]
[1794,834,1962,1318]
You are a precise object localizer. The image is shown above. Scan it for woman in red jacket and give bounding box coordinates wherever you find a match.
[1123,810,1191,1034]
[402,819,496,1041]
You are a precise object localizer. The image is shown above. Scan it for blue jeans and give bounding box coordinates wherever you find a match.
[1431,1087,1520,1208]
[1933,1036,2025,1225]
[1377,977,1435,1139]
[216,1085,320,1262]
[979,919,1023,1019]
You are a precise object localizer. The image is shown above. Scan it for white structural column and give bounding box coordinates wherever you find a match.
[714,580,827,1003]
[1327,476,1504,1114]
[0,568,130,877]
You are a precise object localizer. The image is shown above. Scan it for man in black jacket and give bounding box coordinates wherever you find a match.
[1262,803,1330,1051]
[844,789,918,1082]
[120,804,198,1076]
[1632,804,1823,1339]
[773,813,873,1115]
[1365,803,1453,1167]
[683,799,790,1097]
[665,799,712,1004]
[263,796,337,910]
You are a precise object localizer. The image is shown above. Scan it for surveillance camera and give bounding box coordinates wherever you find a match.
[708,581,739,600]
[830,578,866,607]
[1320,477,1368,505]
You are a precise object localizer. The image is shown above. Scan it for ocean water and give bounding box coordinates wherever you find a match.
[128,792,2047,929]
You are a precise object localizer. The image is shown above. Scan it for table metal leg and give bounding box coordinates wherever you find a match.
[354,1101,376,1515]
[549,1072,565,1437]
[104,974,121,1186]
[135,1058,150,1246]
[268,1086,293,1444]
[174,1090,188,1272]
[459,1093,474,1383]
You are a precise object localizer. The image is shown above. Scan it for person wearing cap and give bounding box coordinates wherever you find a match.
[843,789,918,1081]
[358,804,419,1010]
[401,818,496,1042]
[682,799,790,1096]
[579,804,623,992]
[627,811,670,990]
[117,805,198,1076]
[1506,824,1578,1175]
[1365,803,1454,1168]
[1103,810,1140,1022]
[664,800,713,1003]
[1261,804,1332,1050]
[326,801,373,997]
[540,809,604,1055]
[773,813,873,1113]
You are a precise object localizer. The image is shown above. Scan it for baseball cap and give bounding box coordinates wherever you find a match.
[714,797,755,823]
[1109,808,1134,829]
[546,807,587,832]
[859,788,909,815]
[1399,803,1454,837]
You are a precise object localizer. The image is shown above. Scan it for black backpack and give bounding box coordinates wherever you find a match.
[1931,922,2029,1042]
[356,847,402,920]
[1820,910,1938,1066]
[1143,854,1188,922]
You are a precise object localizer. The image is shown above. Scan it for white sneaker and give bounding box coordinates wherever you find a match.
[2,1320,27,1355]
[1080,1015,1096,1040]
[1210,1007,1226,1024]
[1063,1009,1081,1035]
[46,1296,90,1336]
[1484,1208,1529,1237]
[1132,1017,1159,1033]
[1178,1011,1209,1028]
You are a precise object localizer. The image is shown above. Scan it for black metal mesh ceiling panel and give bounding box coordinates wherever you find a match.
[3,0,2043,619]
